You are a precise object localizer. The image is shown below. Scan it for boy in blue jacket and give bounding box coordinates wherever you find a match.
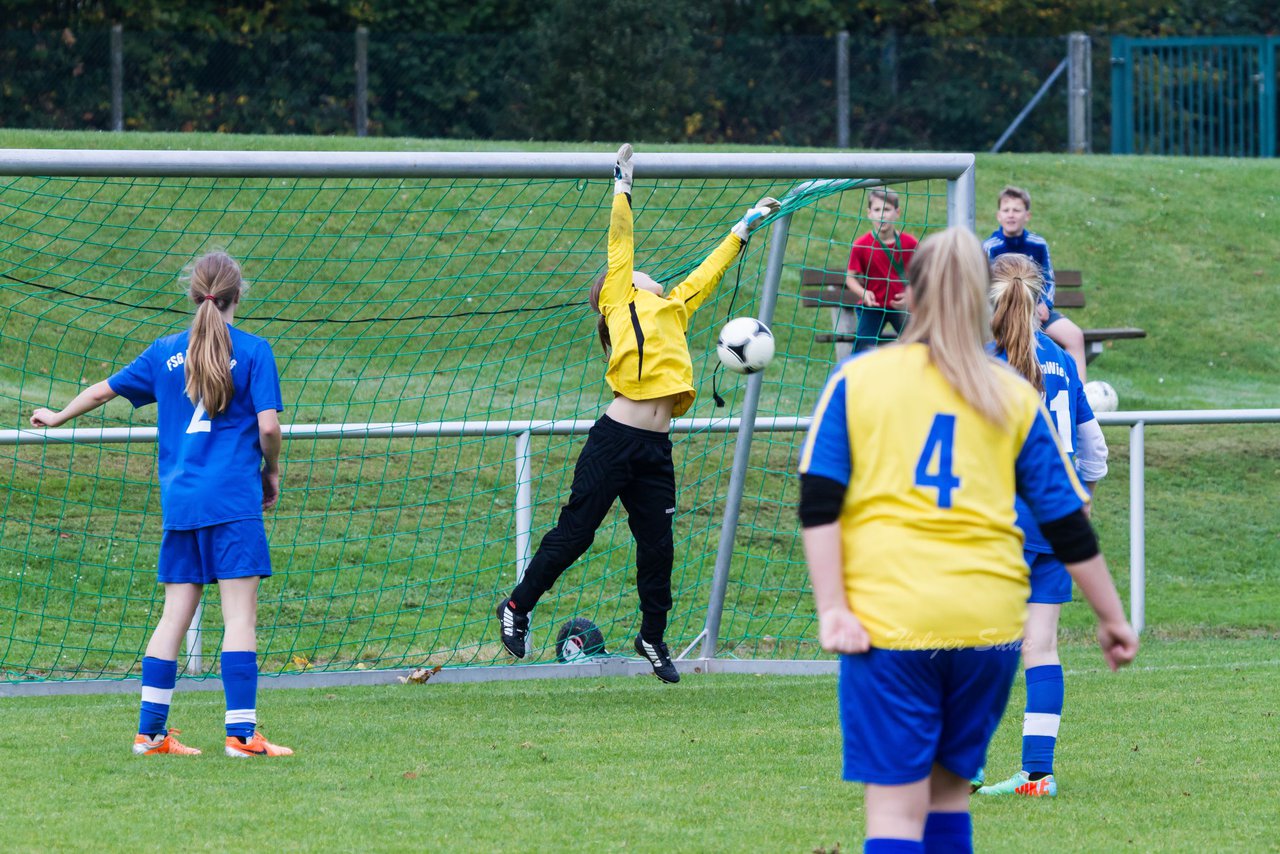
[982,185,1087,378]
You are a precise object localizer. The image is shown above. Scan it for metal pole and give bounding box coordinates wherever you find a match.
[355,26,369,137]
[185,602,203,673]
[1110,37,1129,154]
[836,31,850,149]
[8,408,1278,448]
[514,429,534,655]
[1129,421,1145,633]
[698,214,792,660]
[1068,32,1092,153]
[0,149,977,180]
[514,430,533,583]
[990,57,1068,153]
[1261,36,1277,158]
[110,24,123,132]
[1,415,817,446]
[947,160,976,232]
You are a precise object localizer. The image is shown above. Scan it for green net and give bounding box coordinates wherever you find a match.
[0,163,952,682]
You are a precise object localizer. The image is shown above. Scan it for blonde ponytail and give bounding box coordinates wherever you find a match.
[184,251,244,417]
[989,253,1044,393]
[898,228,1011,424]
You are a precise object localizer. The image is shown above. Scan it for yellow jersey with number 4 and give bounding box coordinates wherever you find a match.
[799,343,1088,649]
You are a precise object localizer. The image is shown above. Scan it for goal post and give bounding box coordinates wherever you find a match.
[0,148,974,690]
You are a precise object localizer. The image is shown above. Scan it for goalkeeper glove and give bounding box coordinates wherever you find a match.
[732,197,781,241]
[614,143,634,195]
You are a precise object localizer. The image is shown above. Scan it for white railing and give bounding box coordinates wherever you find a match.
[1091,408,1280,632]
[7,407,1275,647]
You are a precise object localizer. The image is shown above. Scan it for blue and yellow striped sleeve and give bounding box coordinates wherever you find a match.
[798,369,851,485]
[1015,402,1089,523]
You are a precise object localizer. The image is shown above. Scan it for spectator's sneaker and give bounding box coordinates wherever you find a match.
[496,597,530,659]
[969,767,985,794]
[977,770,1057,797]
[634,635,680,683]
[133,728,201,756]
[225,731,294,758]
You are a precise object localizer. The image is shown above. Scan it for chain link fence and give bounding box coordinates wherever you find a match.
[0,29,1108,152]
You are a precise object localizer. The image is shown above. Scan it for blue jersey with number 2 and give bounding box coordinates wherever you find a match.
[108,326,283,530]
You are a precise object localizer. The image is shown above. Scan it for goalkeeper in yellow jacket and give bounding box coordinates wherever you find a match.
[496,144,778,682]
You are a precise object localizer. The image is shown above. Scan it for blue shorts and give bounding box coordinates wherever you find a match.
[838,645,1021,785]
[158,519,272,585]
[1026,550,1072,604]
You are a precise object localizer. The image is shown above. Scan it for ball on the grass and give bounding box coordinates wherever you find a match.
[716,317,775,375]
[1085,380,1119,413]
[555,617,607,663]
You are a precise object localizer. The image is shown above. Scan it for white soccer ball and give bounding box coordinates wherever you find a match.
[1085,380,1119,413]
[717,317,776,375]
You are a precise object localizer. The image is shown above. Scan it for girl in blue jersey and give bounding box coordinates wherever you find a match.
[30,251,292,758]
[798,228,1136,854]
[977,253,1109,798]
[495,144,778,682]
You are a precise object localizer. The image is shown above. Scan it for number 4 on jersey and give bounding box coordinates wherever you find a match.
[914,414,960,508]
[186,399,211,434]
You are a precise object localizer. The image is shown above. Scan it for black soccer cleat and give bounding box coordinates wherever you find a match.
[496,597,530,659]
[634,635,680,684]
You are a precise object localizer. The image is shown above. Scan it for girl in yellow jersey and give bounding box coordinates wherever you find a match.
[496,144,779,682]
[798,228,1137,853]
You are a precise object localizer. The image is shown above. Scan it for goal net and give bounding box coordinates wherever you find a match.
[0,150,971,684]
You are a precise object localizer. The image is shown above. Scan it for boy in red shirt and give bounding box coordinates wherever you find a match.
[836,188,917,359]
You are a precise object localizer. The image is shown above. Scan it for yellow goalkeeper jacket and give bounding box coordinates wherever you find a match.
[597,192,743,418]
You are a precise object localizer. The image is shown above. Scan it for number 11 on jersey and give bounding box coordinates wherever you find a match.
[914,413,960,508]
[1046,389,1073,453]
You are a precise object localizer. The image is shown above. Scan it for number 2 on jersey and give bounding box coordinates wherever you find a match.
[186,400,211,434]
[914,414,960,508]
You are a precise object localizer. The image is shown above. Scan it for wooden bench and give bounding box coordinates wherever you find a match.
[799,269,894,345]
[1052,270,1146,364]
[801,267,1146,362]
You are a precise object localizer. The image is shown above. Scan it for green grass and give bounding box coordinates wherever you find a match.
[0,131,1276,852]
[0,638,1275,851]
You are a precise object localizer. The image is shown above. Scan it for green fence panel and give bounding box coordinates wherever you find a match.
[1112,35,1278,157]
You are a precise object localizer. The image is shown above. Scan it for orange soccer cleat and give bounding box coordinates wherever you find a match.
[224,730,294,758]
[133,728,202,756]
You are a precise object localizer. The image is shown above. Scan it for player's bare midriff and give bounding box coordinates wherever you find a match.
[605,393,676,433]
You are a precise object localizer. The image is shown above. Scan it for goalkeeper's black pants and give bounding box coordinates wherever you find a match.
[510,414,675,643]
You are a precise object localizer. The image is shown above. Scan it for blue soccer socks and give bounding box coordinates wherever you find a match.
[864,840,924,854]
[1023,664,1064,775]
[139,652,264,747]
[138,656,178,737]
[221,650,258,741]
[923,811,972,854]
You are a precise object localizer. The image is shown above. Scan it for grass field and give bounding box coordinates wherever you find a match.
[0,638,1276,851]
[0,131,1277,849]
